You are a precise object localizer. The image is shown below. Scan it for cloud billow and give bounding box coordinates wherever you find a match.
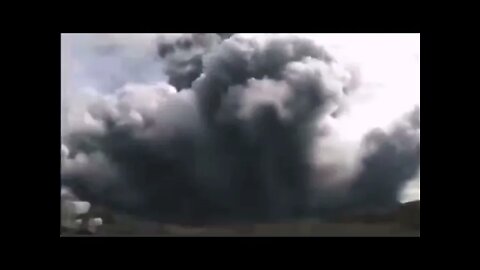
[61,34,420,224]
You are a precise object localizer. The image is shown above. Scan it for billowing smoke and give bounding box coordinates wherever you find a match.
[61,34,420,224]
[313,107,420,217]
[156,33,233,91]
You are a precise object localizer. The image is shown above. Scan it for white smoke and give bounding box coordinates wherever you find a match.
[61,187,98,231]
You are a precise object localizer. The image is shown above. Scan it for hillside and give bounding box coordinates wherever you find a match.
[61,200,420,237]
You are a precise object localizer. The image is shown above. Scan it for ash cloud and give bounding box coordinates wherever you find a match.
[335,107,420,215]
[156,33,233,91]
[61,34,420,224]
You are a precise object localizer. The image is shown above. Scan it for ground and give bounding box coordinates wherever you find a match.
[61,201,419,237]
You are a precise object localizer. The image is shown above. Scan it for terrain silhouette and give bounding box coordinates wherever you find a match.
[61,200,420,236]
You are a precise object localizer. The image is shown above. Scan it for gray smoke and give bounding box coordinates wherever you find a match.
[314,107,420,217]
[156,33,232,91]
[61,34,420,224]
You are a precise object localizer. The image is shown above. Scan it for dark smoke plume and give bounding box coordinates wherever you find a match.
[156,34,232,91]
[331,107,420,216]
[62,34,420,224]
